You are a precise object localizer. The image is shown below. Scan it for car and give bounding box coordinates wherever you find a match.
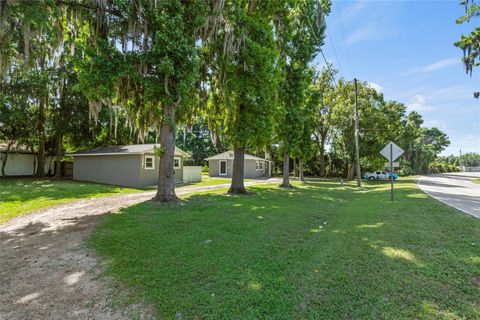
[365,171,398,181]
[387,172,399,180]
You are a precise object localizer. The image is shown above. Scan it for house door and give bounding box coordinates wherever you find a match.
[219,160,227,175]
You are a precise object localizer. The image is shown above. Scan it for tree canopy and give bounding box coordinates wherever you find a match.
[455,0,480,75]
[0,0,454,198]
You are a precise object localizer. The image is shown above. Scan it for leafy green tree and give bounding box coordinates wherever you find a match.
[0,78,35,176]
[328,80,386,179]
[73,0,212,201]
[311,65,337,177]
[460,152,480,166]
[175,119,225,166]
[1,1,63,177]
[276,0,330,187]
[206,0,281,194]
[455,0,479,75]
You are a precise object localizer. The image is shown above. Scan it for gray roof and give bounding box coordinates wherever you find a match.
[205,151,267,161]
[69,144,191,157]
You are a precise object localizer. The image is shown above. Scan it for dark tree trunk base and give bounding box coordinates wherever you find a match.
[228,145,247,195]
[281,152,291,187]
[226,189,256,196]
[279,183,293,188]
[151,194,179,203]
[227,187,248,195]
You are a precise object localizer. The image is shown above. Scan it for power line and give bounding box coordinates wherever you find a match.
[301,3,339,75]
[326,26,345,79]
[319,49,329,66]
[333,0,354,78]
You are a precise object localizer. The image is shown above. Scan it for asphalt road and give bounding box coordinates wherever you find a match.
[417,172,480,218]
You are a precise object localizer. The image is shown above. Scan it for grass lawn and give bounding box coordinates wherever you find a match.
[90,179,480,319]
[471,178,480,185]
[176,174,254,188]
[0,179,142,223]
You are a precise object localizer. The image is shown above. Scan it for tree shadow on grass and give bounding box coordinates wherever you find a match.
[89,180,480,319]
[0,179,139,203]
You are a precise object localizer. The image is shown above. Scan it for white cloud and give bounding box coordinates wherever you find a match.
[406,94,434,112]
[367,82,383,92]
[343,1,403,46]
[423,58,459,72]
[423,119,447,131]
[442,134,480,156]
[404,58,460,75]
[346,26,373,45]
[341,0,368,21]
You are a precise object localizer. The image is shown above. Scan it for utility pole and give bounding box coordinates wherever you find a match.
[460,149,463,170]
[354,78,362,188]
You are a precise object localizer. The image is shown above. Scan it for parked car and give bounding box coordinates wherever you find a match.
[365,171,398,181]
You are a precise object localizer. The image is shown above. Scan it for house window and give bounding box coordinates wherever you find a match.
[174,157,181,169]
[145,156,155,170]
[256,161,264,171]
[219,160,227,175]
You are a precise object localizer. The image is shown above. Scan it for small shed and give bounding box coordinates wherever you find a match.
[70,144,200,187]
[0,144,55,176]
[205,151,272,179]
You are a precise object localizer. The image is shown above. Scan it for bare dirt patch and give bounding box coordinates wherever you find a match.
[0,179,281,319]
[0,192,156,320]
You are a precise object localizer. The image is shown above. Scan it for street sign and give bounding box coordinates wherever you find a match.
[380,142,404,202]
[385,162,400,168]
[380,142,404,162]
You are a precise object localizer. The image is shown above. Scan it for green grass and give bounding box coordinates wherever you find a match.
[471,178,480,185]
[0,179,142,223]
[90,179,480,319]
[176,174,254,188]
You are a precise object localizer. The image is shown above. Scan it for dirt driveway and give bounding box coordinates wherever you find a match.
[0,179,281,320]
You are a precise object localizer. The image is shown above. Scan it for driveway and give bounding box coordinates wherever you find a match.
[417,172,480,218]
[0,178,281,320]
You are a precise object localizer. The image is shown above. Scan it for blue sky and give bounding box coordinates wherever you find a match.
[314,0,480,156]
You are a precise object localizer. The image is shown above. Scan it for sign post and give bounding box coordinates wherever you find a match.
[380,142,404,201]
[390,143,393,201]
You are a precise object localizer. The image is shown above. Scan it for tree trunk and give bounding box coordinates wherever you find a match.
[319,149,325,177]
[292,158,297,177]
[228,144,247,194]
[264,145,271,160]
[36,97,46,178]
[280,152,291,187]
[1,142,13,177]
[298,158,304,181]
[153,103,178,202]
[319,135,326,177]
[54,134,63,179]
[1,154,6,177]
[347,160,355,180]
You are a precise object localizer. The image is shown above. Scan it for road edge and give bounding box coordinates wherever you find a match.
[416,176,479,219]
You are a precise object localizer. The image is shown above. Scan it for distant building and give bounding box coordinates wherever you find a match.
[69,144,201,187]
[205,151,272,179]
[0,144,55,176]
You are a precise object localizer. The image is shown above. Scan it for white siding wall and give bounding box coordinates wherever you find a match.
[1,153,55,176]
